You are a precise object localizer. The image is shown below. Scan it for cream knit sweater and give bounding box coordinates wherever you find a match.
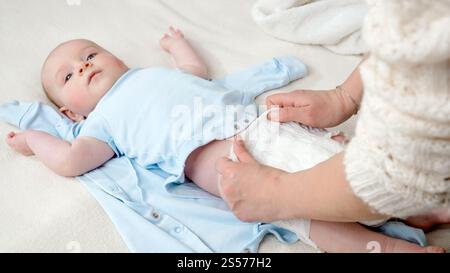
[344,0,450,218]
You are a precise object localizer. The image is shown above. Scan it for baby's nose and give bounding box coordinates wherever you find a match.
[78,62,92,76]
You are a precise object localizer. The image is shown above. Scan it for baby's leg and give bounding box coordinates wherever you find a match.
[404,207,450,232]
[309,220,445,253]
[185,139,233,196]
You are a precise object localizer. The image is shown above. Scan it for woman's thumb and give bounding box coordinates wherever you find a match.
[234,136,256,163]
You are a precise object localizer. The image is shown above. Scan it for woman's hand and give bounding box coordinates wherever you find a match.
[6,131,34,156]
[265,56,366,128]
[216,137,386,223]
[266,88,357,128]
[215,137,290,222]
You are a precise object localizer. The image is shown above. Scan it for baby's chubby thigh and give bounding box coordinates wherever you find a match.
[184,139,233,196]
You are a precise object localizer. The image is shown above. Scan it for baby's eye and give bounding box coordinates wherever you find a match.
[86,53,97,61]
[64,73,73,83]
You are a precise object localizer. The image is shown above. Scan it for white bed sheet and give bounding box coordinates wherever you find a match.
[0,0,448,252]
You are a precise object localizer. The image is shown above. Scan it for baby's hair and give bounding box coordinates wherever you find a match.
[41,43,62,108]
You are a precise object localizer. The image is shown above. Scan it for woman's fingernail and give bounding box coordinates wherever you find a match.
[270,110,279,122]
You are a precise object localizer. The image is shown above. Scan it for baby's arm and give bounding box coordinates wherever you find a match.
[160,27,209,79]
[6,130,114,177]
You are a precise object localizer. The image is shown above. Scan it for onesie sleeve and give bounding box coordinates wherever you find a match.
[214,56,308,104]
[78,115,121,157]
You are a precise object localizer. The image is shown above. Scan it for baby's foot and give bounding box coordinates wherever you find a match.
[381,237,446,253]
[405,208,450,232]
[160,26,185,53]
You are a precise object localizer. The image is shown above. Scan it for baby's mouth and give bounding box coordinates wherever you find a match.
[87,70,101,85]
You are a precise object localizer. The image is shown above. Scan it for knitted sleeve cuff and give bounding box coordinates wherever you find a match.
[363,0,450,64]
[343,137,432,219]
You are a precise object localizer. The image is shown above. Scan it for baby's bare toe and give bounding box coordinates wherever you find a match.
[426,246,446,253]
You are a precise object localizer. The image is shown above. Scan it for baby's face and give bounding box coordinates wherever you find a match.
[42,39,128,118]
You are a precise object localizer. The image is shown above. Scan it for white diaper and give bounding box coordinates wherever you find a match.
[228,110,345,251]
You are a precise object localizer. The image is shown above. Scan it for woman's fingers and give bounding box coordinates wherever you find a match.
[267,106,293,122]
[233,136,256,163]
[215,156,235,178]
[266,92,297,108]
[266,91,315,123]
[266,90,310,108]
[267,106,312,124]
[214,139,255,180]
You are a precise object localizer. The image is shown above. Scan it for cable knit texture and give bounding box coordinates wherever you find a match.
[344,0,450,218]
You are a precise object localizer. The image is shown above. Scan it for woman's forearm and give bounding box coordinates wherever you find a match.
[279,152,387,222]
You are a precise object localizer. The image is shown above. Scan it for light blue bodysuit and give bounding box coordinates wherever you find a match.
[78,57,307,188]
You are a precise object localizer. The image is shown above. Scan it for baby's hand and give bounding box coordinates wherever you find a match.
[6,131,34,156]
[160,26,185,53]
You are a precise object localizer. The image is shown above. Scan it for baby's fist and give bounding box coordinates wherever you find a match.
[160,26,185,53]
[6,131,34,156]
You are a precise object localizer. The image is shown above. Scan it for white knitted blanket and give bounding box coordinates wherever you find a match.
[252,0,369,55]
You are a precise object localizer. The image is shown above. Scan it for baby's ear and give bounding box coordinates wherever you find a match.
[59,106,85,122]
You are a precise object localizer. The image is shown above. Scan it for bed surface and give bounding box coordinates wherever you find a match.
[1,0,448,252]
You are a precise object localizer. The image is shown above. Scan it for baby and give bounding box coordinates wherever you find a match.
[6,27,447,253]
